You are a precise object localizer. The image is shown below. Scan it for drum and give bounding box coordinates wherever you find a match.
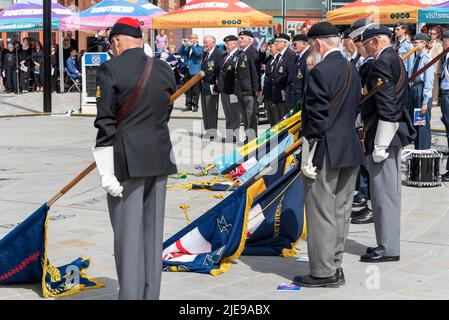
[405,150,443,187]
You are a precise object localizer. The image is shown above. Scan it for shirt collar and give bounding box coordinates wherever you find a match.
[376,45,391,59]
[322,48,340,61]
[299,46,310,58]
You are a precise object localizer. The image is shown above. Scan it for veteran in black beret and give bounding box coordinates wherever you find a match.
[265,33,296,123]
[342,28,359,62]
[235,30,262,141]
[92,17,177,300]
[292,22,365,288]
[358,25,415,264]
[218,35,241,142]
[287,33,310,109]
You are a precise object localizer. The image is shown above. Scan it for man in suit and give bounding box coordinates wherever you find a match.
[270,33,296,123]
[288,34,310,110]
[92,18,177,299]
[200,35,223,140]
[292,22,365,288]
[234,30,261,142]
[263,39,279,126]
[359,25,415,263]
[179,34,203,112]
[218,35,241,142]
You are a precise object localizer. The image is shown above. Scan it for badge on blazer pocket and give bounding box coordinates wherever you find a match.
[96,85,101,99]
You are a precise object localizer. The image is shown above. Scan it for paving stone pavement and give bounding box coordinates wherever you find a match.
[1,92,449,300]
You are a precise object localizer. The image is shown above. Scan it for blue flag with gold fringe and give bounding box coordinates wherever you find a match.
[162,162,306,275]
[244,165,306,257]
[0,204,104,298]
[162,185,254,275]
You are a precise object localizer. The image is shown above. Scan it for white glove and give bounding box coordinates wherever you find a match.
[372,120,399,163]
[92,146,123,197]
[355,113,363,128]
[301,137,318,180]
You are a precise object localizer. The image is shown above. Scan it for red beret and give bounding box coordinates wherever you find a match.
[109,17,142,41]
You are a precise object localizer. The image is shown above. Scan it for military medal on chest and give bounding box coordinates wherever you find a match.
[208,60,215,72]
[296,68,303,79]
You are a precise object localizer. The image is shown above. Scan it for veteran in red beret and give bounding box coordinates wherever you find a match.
[92,17,177,300]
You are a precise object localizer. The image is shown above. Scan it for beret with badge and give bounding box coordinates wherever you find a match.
[239,30,254,38]
[109,17,142,41]
[292,34,308,43]
[307,21,339,39]
[223,35,238,42]
[361,25,392,42]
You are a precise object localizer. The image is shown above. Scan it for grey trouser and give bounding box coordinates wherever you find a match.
[271,102,290,124]
[302,153,358,278]
[201,92,219,131]
[107,176,167,300]
[265,100,277,127]
[221,93,241,137]
[238,94,258,139]
[366,147,402,257]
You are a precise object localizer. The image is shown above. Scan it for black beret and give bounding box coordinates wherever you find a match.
[274,33,290,41]
[239,30,254,38]
[292,34,308,42]
[361,25,392,42]
[351,18,367,31]
[394,21,408,28]
[223,35,238,42]
[415,33,431,41]
[109,17,142,41]
[443,31,449,39]
[307,22,339,39]
[343,29,352,39]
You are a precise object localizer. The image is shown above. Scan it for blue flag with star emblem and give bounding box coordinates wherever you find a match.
[162,185,254,275]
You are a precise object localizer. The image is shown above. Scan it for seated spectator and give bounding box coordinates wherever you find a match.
[66,49,81,80]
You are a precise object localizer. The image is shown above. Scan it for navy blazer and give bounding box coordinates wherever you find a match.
[303,50,365,169]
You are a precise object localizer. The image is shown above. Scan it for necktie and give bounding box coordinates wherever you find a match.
[412,55,422,76]
[271,55,281,73]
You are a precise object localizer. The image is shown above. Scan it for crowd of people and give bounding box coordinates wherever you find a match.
[0,31,81,94]
[151,21,449,288]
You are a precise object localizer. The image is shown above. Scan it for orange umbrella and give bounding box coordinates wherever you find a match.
[326,0,444,25]
[152,0,273,29]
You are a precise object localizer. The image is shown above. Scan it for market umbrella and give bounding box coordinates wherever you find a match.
[60,0,165,31]
[152,0,273,29]
[326,0,445,25]
[0,1,73,32]
[418,0,449,23]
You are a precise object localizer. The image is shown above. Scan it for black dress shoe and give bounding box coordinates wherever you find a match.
[292,274,341,288]
[360,251,400,263]
[182,106,192,112]
[352,194,368,207]
[192,106,199,112]
[351,207,373,224]
[366,246,378,255]
[351,207,366,219]
[336,268,345,285]
[442,171,449,182]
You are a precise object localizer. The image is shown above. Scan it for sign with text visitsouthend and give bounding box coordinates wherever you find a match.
[0,2,72,32]
[418,1,449,23]
[327,0,446,25]
[60,0,165,31]
[152,0,273,29]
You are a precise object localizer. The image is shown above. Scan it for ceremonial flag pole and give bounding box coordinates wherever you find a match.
[361,46,449,106]
[46,71,205,207]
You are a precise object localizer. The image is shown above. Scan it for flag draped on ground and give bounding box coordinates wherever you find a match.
[0,204,104,298]
[213,112,301,174]
[162,162,306,275]
[244,165,306,257]
[162,185,254,275]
